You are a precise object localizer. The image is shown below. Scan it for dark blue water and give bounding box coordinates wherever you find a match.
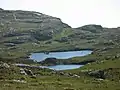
[47,65,83,70]
[30,50,92,61]
[29,50,92,70]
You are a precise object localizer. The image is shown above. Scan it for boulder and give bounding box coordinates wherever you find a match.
[24,69,36,78]
[73,74,80,78]
[13,79,27,83]
[0,62,10,68]
[88,70,105,79]
[20,68,27,75]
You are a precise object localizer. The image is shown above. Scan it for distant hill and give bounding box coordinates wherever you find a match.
[0,8,120,59]
[0,8,70,42]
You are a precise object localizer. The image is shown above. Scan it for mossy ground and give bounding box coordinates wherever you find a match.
[0,67,120,90]
[0,74,120,90]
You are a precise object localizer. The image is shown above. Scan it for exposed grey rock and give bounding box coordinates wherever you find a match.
[59,72,65,75]
[88,70,105,79]
[4,43,16,47]
[116,54,120,58]
[57,71,80,78]
[0,62,10,68]
[77,24,103,33]
[60,37,68,42]
[96,78,104,81]
[20,68,27,75]
[13,79,27,83]
[72,74,80,78]
[19,68,36,77]
[24,69,36,78]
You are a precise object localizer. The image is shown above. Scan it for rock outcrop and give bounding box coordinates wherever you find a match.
[77,24,103,33]
[88,68,120,81]
[0,9,71,43]
[0,61,10,68]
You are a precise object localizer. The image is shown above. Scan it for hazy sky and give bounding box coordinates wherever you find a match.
[0,0,120,28]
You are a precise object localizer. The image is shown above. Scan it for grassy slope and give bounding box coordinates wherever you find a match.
[0,65,120,90]
[1,77,120,90]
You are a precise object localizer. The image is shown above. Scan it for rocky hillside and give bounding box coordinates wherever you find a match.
[0,8,70,43]
[0,8,120,60]
[0,8,72,59]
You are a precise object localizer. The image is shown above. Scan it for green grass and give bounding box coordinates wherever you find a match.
[0,74,120,90]
[53,28,73,40]
[80,59,120,70]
